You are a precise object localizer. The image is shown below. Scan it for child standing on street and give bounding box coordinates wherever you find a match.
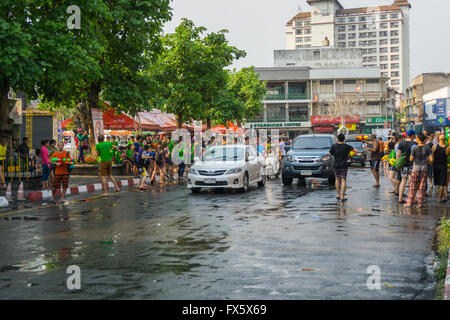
[50,142,72,204]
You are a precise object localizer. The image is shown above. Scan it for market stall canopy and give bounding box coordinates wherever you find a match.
[135,113,164,131]
[61,117,75,129]
[103,108,136,130]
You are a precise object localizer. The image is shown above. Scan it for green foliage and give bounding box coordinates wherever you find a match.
[434,217,449,299]
[151,19,246,127]
[438,217,450,254]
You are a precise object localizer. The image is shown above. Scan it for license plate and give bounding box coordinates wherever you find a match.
[204,178,216,184]
[300,170,312,176]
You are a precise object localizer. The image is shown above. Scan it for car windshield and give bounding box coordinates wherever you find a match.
[201,147,244,161]
[292,137,332,150]
[347,141,364,151]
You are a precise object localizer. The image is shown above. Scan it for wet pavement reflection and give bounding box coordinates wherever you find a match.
[0,168,448,299]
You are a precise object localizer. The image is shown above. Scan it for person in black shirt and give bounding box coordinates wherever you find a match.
[396,130,417,204]
[15,137,30,158]
[329,134,356,202]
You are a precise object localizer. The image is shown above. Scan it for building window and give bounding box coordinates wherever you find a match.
[362,49,368,54]
[380,55,388,62]
[338,42,346,48]
[304,21,311,26]
[348,33,356,39]
[390,22,399,28]
[367,102,381,114]
[369,56,377,62]
[359,33,367,39]
[368,32,377,38]
[359,41,368,46]
[380,23,388,29]
[348,17,356,23]
[343,80,356,93]
[380,47,388,54]
[391,38,399,45]
[267,105,286,122]
[296,37,303,43]
[366,79,380,92]
[380,64,388,70]
[338,26,346,32]
[368,48,377,54]
[304,36,311,42]
[338,34,346,40]
[295,21,303,27]
[391,79,400,85]
[368,40,377,46]
[391,63,399,69]
[289,106,308,121]
[359,16,367,22]
[391,71,399,77]
[348,25,356,31]
[359,24,367,30]
[320,80,334,93]
[391,55,399,61]
[391,46,399,53]
[296,29,303,35]
[380,14,387,20]
[391,13,399,19]
[390,30,399,37]
[379,39,388,45]
[337,17,346,23]
[379,31,388,37]
[348,41,356,47]
[381,72,388,77]
[304,29,311,34]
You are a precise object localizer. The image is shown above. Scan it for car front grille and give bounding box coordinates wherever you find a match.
[195,181,228,186]
[293,166,320,171]
[198,170,227,176]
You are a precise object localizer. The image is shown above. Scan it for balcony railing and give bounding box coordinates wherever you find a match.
[267,117,286,122]
[264,93,308,100]
[288,116,309,122]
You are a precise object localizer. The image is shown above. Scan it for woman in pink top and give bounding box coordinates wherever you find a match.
[40,139,50,190]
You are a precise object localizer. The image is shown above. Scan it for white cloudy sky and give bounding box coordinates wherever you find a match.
[163,0,450,79]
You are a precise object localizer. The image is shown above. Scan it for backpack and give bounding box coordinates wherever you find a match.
[396,151,407,169]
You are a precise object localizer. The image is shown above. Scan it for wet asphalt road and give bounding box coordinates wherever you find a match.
[0,167,447,300]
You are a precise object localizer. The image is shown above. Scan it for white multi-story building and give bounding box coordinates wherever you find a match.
[286,0,411,94]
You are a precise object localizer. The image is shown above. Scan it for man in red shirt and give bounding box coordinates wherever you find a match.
[50,141,72,203]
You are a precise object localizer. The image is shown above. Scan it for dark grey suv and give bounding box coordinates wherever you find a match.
[281,134,335,186]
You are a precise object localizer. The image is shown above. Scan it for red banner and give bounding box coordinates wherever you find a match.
[313,126,334,133]
[311,115,360,125]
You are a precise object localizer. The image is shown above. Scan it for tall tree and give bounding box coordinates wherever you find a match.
[212,67,267,126]
[151,19,245,128]
[37,0,172,155]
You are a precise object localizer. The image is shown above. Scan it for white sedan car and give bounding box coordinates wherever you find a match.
[187,145,266,193]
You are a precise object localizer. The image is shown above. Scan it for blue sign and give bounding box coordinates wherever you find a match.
[436,98,446,115]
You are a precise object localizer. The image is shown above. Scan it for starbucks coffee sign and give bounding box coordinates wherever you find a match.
[245,122,310,129]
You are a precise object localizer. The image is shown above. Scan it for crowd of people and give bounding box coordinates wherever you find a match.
[331,130,450,208]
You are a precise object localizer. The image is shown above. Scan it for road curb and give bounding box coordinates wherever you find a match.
[445,250,450,300]
[26,178,141,201]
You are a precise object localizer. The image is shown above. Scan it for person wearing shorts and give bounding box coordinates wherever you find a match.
[329,133,356,202]
[51,142,71,203]
[96,135,120,197]
[366,135,381,187]
[397,130,417,204]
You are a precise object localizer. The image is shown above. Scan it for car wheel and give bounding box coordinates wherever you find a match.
[282,174,293,186]
[298,177,307,186]
[191,188,201,194]
[240,172,249,193]
[258,174,266,187]
[328,175,336,186]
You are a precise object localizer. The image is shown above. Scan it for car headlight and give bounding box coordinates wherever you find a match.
[189,168,198,175]
[320,155,330,162]
[226,167,242,174]
[285,155,294,163]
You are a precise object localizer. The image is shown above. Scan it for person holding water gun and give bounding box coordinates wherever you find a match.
[50,142,74,204]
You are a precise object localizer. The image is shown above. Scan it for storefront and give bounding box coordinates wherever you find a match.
[244,122,311,139]
[311,115,361,134]
[364,116,393,134]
